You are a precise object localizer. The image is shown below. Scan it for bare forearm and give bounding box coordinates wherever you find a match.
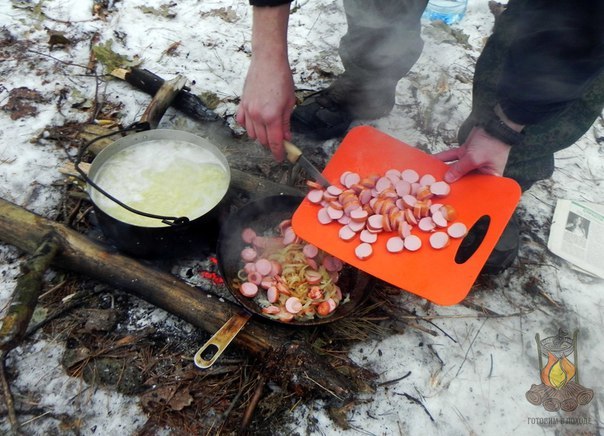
[236,4,295,161]
[251,5,290,65]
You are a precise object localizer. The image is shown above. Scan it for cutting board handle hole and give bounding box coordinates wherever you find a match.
[455,215,491,264]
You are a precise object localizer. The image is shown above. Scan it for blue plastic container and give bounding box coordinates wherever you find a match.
[423,0,467,25]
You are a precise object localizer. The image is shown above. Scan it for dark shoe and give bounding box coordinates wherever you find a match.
[291,74,396,140]
[455,213,519,275]
[291,88,354,140]
[483,213,519,275]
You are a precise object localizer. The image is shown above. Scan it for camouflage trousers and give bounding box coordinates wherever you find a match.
[339,0,604,190]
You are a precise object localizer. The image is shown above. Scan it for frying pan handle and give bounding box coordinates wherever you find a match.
[194,311,252,369]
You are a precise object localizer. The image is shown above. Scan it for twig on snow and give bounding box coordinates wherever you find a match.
[455,319,487,378]
[396,392,434,422]
[378,371,412,387]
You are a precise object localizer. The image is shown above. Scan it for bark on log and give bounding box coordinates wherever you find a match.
[0,198,359,399]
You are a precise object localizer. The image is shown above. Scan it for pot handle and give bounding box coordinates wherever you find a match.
[194,311,252,369]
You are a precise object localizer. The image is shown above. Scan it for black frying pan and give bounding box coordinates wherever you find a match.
[194,194,373,368]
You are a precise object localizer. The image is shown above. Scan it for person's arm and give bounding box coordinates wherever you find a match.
[435,1,603,182]
[497,2,603,125]
[236,3,295,162]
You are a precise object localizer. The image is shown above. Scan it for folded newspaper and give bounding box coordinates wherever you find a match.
[547,199,604,279]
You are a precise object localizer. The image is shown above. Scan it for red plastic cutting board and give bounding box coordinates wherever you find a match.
[292,126,521,305]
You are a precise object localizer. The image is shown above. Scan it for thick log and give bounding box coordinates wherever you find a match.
[111,68,220,122]
[0,197,279,354]
[0,198,359,399]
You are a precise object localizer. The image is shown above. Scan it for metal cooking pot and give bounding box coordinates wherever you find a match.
[194,194,373,368]
[84,128,231,258]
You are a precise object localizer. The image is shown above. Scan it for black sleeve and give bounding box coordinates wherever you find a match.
[249,0,291,5]
[497,1,604,125]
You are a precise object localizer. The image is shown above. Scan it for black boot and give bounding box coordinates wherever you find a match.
[454,213,520,275]
[482,213,520,275]
[291,73,397,140]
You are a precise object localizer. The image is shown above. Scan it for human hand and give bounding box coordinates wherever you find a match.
[433,126,512,183]
[235,4,294,162]
[236,57,295,162]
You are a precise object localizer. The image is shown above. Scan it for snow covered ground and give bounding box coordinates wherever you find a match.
[1,0,603,434]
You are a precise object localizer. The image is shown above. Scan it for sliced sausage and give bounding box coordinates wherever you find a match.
[306,188,325,204]
[247,271,263,285]
[254,258,273,276]
[350,208,369,222]
[431,210,448,228]
[430,180,451,196]
[360,229,378,244]
[439,204,458,221]
[385,168,402,181]
[395,180,412,197]
[419,173,436,186]
[367,214,384,232]
[302,243,319,258]
[348,219,366,232]
[305,270,323,284]
[429,231,450,249]
[354,242,373,260]
[343,172,361,188]
[241,227,257,244]
[240,247,257,262]
[285,297,303,314]
[447,222,468,238]
[418,217,436,232]
[399,221,413,238]
[386,236,405,253]
[338,225,357,241]
[262,305,280,315]
[375,176,393,192]
[282,226,298,244]
[402,194,417,208]
[266,286,279,303]
[401,168,420,183]
[327,205,344,220]
[240,282,259,298]
[317,207,333,225]
[403,234,422,251]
